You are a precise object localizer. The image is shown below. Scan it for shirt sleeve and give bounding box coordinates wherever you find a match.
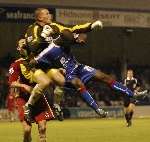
[25,24,48,54]
[51,22,92,33]
[20,63,34,83]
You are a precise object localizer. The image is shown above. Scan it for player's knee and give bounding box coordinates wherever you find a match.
[23,125,32,142]
[33,69,51,87]
[24,125,31,134]
[41,78,51,88]
[71,78,84,88]
[47,69,58,76]
[39,77,51,88]
[47,69,65,85]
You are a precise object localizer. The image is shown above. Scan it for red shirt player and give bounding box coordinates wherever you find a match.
[8,57,53,142]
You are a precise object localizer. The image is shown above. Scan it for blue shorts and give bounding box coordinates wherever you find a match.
[65,64,96,84]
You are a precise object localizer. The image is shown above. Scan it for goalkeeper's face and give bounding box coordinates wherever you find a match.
[38,9,53,24]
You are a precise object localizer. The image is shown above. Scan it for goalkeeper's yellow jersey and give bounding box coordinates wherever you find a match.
[24,22,92,56]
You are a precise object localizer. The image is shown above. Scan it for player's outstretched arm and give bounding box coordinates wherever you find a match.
[51,20,103,34]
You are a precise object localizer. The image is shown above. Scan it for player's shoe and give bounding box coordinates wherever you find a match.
[53,104,64,121]
[96,108,108,118]
[24,104,34,123]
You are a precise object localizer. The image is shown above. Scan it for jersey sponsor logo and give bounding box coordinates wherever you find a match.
[83,65,94,72]
[60,57,66,64]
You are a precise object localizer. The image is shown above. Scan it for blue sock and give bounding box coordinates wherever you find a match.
[111,81,133,97]
[80,88,99,110]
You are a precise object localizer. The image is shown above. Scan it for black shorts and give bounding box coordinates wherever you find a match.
[123,96,136,107]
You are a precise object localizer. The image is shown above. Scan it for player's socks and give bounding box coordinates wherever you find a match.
[79,87,99,110]
[64,83,108,117]
[129,111,133,121]
[125,113,132,127]
[110,81,133,97]
[39,134,46,142]
[125,113,130,122]
[128,112,133,127]
[23,132,32,142]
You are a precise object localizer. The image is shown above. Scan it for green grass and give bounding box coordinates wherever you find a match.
[0,118,150,142]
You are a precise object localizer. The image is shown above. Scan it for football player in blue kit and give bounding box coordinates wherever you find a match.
[23,8,134,121]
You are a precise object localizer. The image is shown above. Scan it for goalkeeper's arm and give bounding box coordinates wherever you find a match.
[51,20,103,34]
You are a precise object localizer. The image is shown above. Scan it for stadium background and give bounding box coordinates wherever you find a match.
[0,0,150,119]
[0,1,150,142]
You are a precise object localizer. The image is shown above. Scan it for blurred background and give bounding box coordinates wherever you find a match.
[1,0,150,119]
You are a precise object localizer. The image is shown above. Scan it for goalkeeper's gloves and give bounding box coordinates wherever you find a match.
[91,20,103,29]
[41,25,54,38]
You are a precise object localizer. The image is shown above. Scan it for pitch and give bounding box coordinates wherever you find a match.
[0,118,150,142]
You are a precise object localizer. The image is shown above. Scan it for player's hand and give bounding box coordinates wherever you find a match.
[41,25,54,38]
[21,84,32,93]
[11,81,20,87]
[91,20,103,29]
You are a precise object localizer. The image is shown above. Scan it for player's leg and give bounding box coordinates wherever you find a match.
[63,65,107,117]
[37,120,47,142]
[70,77,107,117]
[46,68,65,86]
[27,69,52,105]
[124,97,131,126]
[47,69,68,120]
[128,103,135,126]
[34,96,53,142]
[6,92,16,121]
[53,86,64,121]
[46,69,66,120]
[25,68,65,121]
[9,111,15,122]
[93,69,134,97]
[47,67,107,117]
[124,102,135,127]
[22,121,32,142]
[24,69,53,122]
[15,97,32,142]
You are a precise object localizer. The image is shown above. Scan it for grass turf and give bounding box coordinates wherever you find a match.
[0,118,150,142]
